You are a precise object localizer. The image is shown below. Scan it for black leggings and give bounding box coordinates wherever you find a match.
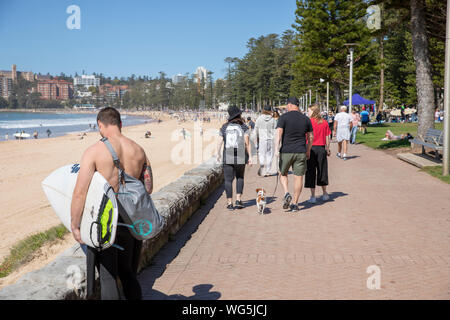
[87,216,143,300]
[305,146,329,189]
[223,164,245,199]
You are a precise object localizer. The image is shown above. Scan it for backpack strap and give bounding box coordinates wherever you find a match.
[101,138,120,168]
[100,137,124,182]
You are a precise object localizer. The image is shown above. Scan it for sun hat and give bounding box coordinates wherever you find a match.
[227,105,242,121]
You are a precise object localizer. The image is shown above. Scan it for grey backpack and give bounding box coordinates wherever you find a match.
[101,138,164,241]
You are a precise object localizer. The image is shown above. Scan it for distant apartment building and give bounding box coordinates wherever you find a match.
[35,74,53,81]
[194,66,208,82]
[0,76,13,99]
[74,75,100,88]
[194,66,209,91]
[172,73,185,85]
[99,84,129,100]
[37,79,74,100]
[0,64,35,85]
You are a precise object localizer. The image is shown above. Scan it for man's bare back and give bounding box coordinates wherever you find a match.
[88,136,147,192]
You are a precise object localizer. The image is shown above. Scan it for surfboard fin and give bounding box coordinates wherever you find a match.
[111,244,124,251]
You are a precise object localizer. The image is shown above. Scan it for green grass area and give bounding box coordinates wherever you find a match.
[0,224,68,278]
[356,122,444,149]
[421,166,450,185]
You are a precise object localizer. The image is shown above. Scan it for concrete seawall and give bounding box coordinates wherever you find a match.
[0,157,223,300]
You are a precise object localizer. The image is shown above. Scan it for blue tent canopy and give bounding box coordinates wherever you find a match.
[343,94,375,106]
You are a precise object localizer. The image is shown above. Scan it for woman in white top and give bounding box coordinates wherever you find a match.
[333,106,353,161]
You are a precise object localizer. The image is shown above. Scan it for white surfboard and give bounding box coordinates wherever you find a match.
[14,133,31,139]
[41,164,119,249]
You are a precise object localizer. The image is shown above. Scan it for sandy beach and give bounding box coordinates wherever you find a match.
[0,112,224,288]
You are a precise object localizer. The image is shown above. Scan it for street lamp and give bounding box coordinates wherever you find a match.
[345,43,357,113]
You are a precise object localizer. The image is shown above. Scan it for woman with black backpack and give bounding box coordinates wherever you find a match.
[216,106,252,211]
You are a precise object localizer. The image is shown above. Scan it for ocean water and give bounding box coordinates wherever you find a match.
[0,112,151,141]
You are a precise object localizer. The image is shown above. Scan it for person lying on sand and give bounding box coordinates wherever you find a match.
[381,130,413,141]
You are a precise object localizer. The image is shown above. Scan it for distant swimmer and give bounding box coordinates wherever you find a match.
[33,131,38,139]
[46,129,52,137]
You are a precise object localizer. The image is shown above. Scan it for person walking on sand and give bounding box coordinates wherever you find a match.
[333,105,353,161]
[255,105,277,177]
[71,107,153,300]
[216,106,252,211]
[275,97,313,212]
[305,105,331,203]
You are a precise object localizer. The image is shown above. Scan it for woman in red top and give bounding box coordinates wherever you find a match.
[305,105,331,203]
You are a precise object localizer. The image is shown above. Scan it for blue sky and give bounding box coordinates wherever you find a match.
[0,0,297,80]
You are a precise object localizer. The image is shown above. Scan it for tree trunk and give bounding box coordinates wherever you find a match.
[410,0,435,137]
[379,0,385,117]
[333,83,341,108]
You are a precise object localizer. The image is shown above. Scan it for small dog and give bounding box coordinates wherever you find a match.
[256,188,266,215]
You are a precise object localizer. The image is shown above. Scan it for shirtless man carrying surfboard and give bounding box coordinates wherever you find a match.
[71,107,153,300]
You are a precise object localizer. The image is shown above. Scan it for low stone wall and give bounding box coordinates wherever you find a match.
[0,157,223,300]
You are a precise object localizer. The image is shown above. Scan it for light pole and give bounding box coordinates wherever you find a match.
[345,43,357,113]
[443,0,450,176]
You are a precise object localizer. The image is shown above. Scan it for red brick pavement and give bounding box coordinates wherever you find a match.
[140,142,450,299]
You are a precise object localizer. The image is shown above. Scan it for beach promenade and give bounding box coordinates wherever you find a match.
[139,142,450,300]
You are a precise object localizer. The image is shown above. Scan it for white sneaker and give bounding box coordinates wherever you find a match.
[308,196,317,204]
[322,193,330,201]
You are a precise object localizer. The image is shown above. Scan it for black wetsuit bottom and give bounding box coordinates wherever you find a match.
[87,216,143,300]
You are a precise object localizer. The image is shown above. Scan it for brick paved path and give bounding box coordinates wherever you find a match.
[140,142,450,299]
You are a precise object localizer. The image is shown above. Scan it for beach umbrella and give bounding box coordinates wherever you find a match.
[404,108,416,115]
[390,109,402,116]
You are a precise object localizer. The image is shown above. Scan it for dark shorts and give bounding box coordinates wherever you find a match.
[279,153,307,176]
[362,120,369,125]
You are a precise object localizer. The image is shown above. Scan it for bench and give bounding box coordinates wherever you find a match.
[410,128,443,161]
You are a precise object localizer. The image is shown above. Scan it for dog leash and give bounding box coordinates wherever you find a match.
[271,151,281,199]
[272,172,279,199]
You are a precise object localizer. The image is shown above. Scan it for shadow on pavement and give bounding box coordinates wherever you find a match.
[140,186,224,300]
[299,191,349,210]
[342,155,360,160]
[146,284,221,300]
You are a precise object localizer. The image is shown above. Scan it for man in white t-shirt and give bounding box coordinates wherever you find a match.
[333,106,353,160]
